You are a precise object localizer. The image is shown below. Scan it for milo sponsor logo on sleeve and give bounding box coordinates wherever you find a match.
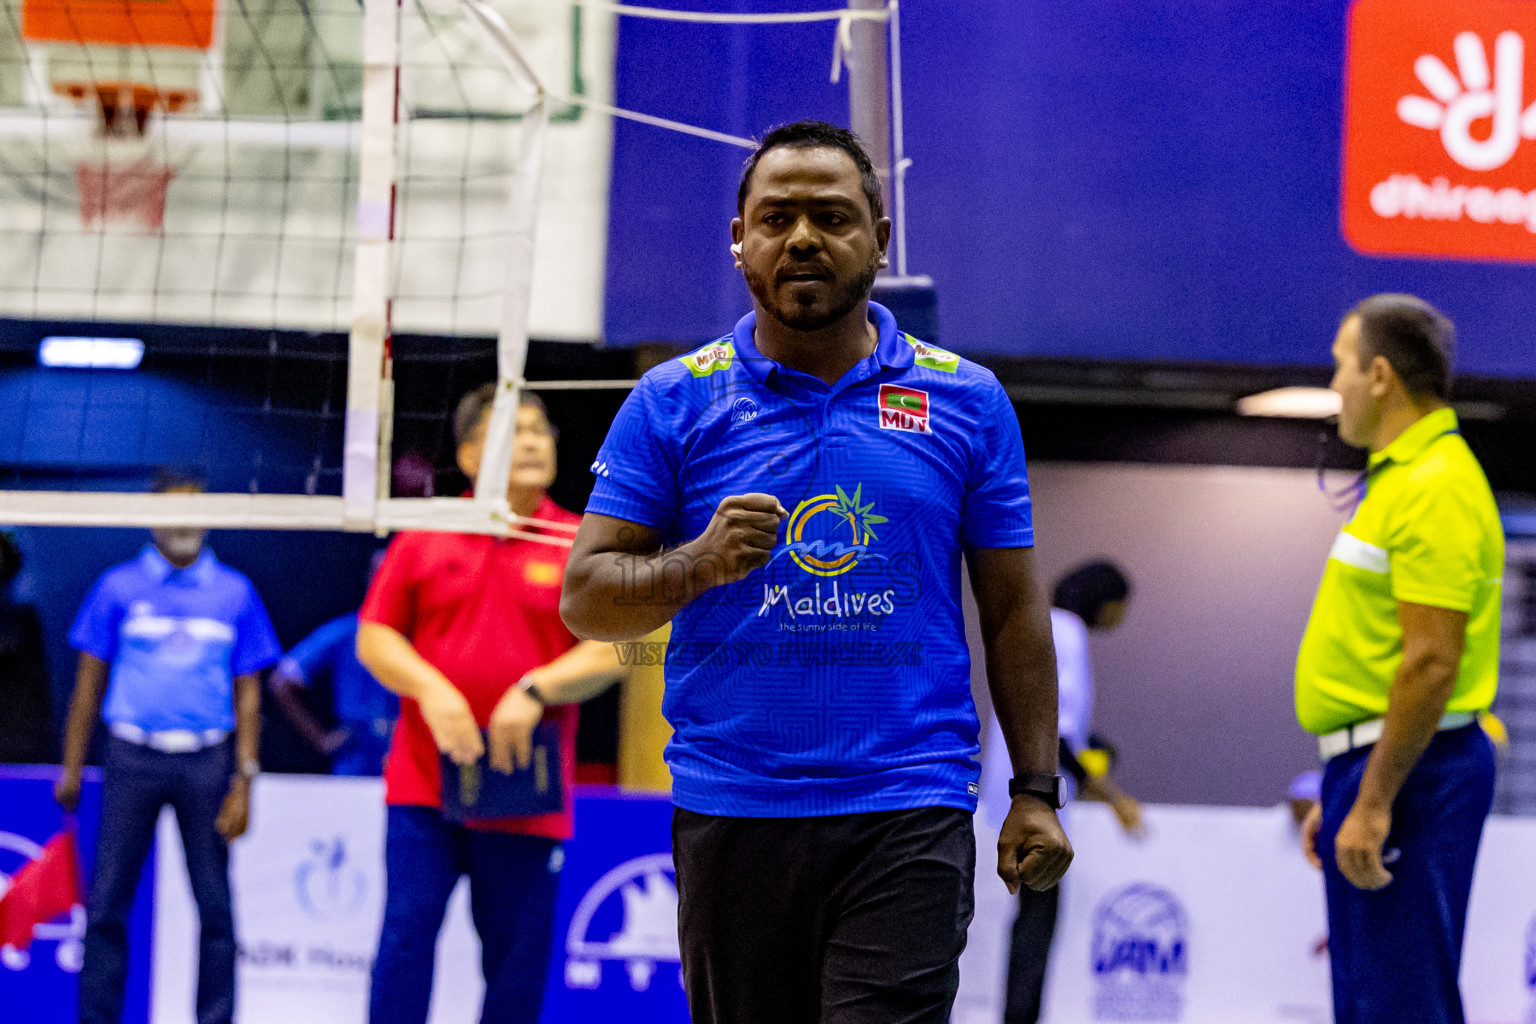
[905,335,959,373]
[681,341,735,377]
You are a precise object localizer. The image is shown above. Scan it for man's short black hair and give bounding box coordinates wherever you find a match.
[1053,561,1131,627]
[453,384,552,446]
[1347,294,1456,402]
[736,120,884,222]
[152,467,206,493]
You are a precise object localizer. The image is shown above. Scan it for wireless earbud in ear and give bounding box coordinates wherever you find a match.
[877,254,891,268]
[730,242,743,256]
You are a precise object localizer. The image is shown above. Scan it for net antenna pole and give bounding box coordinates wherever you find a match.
[846,0,893,247]
[844,1,912,278]
[848,1,927,314]
[459,0,551,531]
[344,0,404,532]
[887,0,909,277]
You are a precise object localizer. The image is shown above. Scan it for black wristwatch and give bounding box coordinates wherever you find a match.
[516,676,547,706]
[1008,773,1066,810]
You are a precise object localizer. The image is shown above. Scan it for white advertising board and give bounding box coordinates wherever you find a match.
[961,804,1536,1024]
[152,776,482,1024]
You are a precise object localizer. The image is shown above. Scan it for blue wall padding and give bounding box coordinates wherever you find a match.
[603,0,1536,375]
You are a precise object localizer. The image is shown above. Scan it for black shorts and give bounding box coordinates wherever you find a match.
[673,805,975,1024]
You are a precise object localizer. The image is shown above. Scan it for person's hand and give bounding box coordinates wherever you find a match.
[488,686,544,774]
[216,779,251,842]
[54,769,82,813]
[319,727,352,757]
[686,494,788,588]
[1334,799,1394,890]
[419,680,484,765]
[998,796,1074,894]
[1111,793,1146,839]
[1299,802,1323,870]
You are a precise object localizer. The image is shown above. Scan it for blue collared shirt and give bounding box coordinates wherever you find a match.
[586,303,1035,817]
[70,546,282,733]
[278,613,398,726]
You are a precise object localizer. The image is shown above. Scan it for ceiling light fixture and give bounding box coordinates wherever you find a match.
[38,337,145,369]
[1235,387,1341,419]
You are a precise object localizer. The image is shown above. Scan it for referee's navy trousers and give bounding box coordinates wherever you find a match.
[1316,723,1494,1024]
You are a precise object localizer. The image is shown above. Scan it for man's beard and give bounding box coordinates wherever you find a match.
[743,253,881,333]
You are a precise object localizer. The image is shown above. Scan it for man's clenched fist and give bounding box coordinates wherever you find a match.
[997,796,1074,895]
[686,493,788,589]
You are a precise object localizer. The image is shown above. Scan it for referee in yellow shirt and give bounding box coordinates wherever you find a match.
[1296,294,1502,1024]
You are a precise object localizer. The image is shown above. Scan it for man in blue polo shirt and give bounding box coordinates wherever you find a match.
[56,473,280,1024]
[269,553,398,776]
[562,121,1071,1024]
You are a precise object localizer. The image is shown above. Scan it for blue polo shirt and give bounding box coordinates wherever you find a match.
[278,613,398,726]
[70,546,281,733]
[586,303,1034,817]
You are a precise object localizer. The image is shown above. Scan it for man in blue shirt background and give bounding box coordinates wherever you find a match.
[269,552,398,776]
[55,472,280,1024]
[562,122,1072,1024]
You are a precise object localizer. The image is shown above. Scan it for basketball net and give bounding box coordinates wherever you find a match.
[61,81,188,232]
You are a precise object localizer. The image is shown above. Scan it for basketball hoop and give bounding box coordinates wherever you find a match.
[54,81,190,232]
[53,81,197,136]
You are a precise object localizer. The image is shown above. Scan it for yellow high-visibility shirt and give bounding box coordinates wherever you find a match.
[1295,408,1504,735]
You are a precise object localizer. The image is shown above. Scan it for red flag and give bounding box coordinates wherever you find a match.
[0,830,83,952]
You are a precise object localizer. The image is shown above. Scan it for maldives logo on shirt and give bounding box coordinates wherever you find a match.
[759,484,899,622]
[878,384,930,434]
[784,483,887,578]
[1342,0,1536,262]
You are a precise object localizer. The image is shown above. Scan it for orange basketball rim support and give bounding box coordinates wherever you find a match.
[54,81,198,135]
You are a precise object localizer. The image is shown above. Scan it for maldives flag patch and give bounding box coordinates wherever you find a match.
[878,383,931,434]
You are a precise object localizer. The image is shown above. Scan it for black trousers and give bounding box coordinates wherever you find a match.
[673,805,975,1024]
[81,737,235,1024]
[1003,883,1060,1024]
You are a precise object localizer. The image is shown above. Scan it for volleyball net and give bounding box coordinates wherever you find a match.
[0,0,903,545]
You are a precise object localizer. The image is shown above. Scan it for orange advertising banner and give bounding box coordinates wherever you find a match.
[1342,0,1536,263]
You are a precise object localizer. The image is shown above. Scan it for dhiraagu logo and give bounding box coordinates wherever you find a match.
[786,484,887,577]
[1343,0,1536,261]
